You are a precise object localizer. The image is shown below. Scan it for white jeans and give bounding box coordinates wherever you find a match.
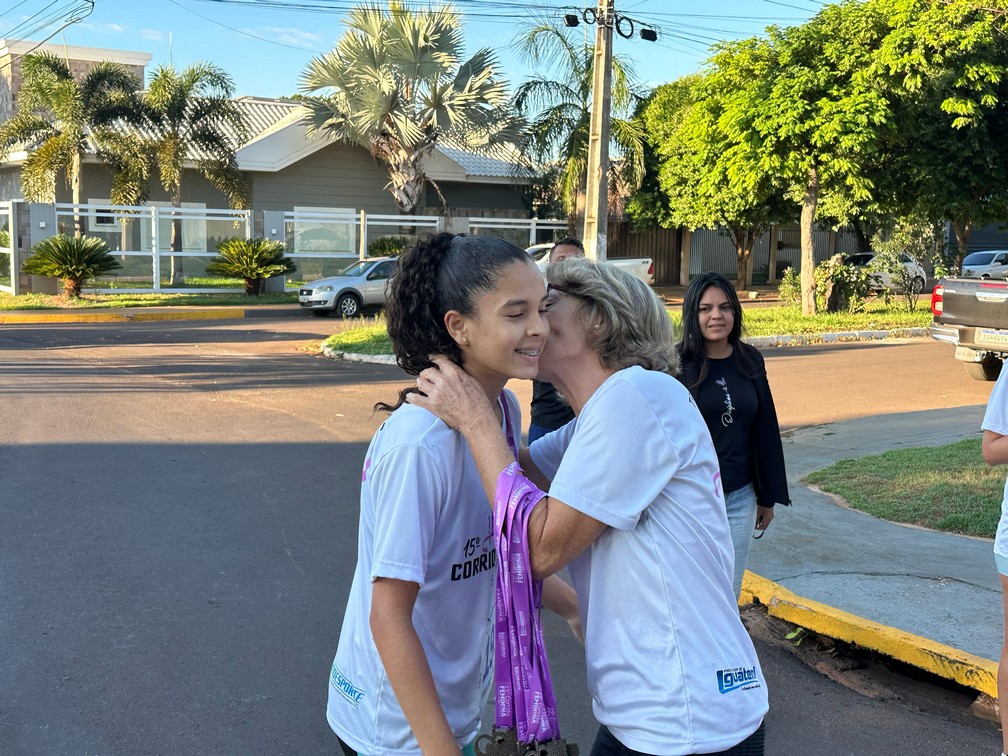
[725,483,757,600]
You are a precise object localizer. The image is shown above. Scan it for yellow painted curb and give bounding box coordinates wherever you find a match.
[0,308,248,324]
[740,571,998,699]
[128,308,243,321]
[0,311,128,324]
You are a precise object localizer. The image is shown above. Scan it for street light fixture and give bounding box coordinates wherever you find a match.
[563,13,579,27]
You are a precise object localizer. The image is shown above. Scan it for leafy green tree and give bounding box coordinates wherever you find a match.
[625,88,673,230]
[0,52,139,235]
[205,237,295,296]
[640,70,793,291]
[109,62,249,284]
[723,3,892,314]
[875,0,1008,268]
[22,234,120,297]
[299,1,521,217]
[512,20,645,234]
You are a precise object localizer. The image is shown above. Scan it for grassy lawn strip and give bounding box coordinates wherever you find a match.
[323,304,933,355]
[804,438,1003,538]
[0,291,297,310]
[325,317,394,355]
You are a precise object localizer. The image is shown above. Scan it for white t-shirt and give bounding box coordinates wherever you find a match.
[981,368,1008,558]
[327,392,521,755]
[530,366,768,754]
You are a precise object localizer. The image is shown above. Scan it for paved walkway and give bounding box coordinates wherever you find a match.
[745,406,1001,696]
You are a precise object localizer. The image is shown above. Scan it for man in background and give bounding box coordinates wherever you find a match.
[528,238,585,443]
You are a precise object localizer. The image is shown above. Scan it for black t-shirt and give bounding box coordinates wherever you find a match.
[694,355,758,494]
[530,380,575,430]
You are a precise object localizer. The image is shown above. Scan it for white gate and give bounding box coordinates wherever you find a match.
[55,203,251,293]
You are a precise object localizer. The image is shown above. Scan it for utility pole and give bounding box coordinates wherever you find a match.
[583,0,613,262]
[564,2,657,262]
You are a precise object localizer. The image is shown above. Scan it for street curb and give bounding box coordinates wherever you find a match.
[745,327,930,348]
[322,343,397,365]
[0,307,254,324]
[740,571,998,699]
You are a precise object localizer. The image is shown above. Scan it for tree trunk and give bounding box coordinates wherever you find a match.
[851,219,872,254]
[952,219,971,270]
[800,167,820,316]
[731,226,756,292]
[63,277,83,298]
[72,151,83,238]
[169,186,185,286]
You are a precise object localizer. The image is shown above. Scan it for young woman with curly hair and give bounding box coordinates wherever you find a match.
[325,232,578,756]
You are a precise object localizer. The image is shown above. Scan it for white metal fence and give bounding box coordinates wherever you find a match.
[466,217,568,250]
[283,209,441,283]
[0,201,14,294]
[52,203,252,293]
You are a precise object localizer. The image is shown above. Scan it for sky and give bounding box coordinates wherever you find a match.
[0,0,826,99]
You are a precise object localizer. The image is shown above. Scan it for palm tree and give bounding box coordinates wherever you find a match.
[0,52,139,236]
[512,21,646,234]
[299,1,523,217]
[110,62,249,285]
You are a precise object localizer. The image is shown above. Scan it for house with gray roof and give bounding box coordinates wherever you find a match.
[0,42,531,228]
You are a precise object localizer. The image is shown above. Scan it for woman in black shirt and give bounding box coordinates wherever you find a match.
[676,273,790,599]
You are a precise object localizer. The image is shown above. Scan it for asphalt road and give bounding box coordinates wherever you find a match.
[0,317,1000,754]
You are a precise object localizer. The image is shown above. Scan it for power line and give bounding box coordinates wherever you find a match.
[168,0,329,53]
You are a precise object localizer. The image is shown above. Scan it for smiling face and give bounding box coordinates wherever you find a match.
[448,258,549,396]
[697,284,735,349]
[535,284,588,386]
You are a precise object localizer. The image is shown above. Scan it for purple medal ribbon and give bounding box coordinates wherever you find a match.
[493,394,563,744]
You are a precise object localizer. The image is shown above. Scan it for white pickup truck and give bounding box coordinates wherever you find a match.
[526,243,655,286]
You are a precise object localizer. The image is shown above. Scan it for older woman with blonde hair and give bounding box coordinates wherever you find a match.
[410,258,768,756]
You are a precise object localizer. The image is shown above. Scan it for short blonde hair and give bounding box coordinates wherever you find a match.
[546,258,680,376]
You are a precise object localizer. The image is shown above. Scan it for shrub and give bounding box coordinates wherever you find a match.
[871,250,923,312]
[814,254,874,313]
[205,237,297,296]
[367,235,412,257]
[777,267,800,305]
[22,234,121,298]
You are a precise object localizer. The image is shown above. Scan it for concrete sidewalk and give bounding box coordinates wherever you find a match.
[744,407,1001,698]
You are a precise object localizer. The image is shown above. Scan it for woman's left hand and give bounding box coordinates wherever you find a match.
[755,505,774,532]
[408,355,497,434]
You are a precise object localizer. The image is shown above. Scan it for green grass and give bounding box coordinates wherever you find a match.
[0,290,297,309]
[324,316,393,355]
[805,438,1004,537]
[735,302,932,337]
[322,303,933,356]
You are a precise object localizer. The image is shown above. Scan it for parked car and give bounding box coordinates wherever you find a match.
[960,250,1008,279]
[525,243,655,286]
[297,257,397,317]
[844,251,926,294]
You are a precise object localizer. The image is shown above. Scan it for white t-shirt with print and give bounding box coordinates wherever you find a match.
[982,368,1008,558]
[530,366,768,755]
[327,392,520,755]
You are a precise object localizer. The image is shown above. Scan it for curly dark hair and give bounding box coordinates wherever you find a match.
[376,232,532,412]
